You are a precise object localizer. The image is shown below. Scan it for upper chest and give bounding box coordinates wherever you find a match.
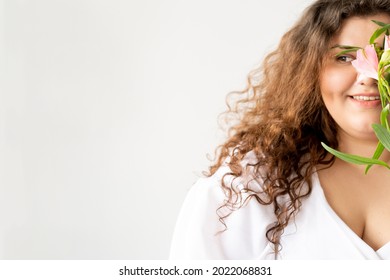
[317,163,390,251]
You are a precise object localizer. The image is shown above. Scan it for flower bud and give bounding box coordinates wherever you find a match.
[379,49,390,67]
[385,35,390,51]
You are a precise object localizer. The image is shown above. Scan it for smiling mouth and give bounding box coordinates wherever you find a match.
[351,96,380,101]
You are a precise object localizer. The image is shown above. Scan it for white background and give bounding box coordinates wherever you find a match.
[1,0,313,259]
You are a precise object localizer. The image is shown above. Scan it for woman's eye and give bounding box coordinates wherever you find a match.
[336,55,355,63]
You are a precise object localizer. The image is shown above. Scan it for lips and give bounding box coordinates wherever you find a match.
[348,93,381,108]
[349,93,380,100]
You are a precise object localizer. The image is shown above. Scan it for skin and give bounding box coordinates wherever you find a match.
[318,14,390,251]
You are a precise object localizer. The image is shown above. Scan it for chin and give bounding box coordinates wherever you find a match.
[339,123,378,142]
[354,130,379,142]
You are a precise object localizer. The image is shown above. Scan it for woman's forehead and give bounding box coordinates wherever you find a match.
[331,14,390,47]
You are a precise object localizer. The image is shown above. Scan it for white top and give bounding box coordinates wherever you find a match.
[169,163,390,260]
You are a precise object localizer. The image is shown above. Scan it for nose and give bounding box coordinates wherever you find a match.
[355,73,378,86]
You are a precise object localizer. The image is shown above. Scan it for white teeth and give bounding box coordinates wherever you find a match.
[352,96,380,101]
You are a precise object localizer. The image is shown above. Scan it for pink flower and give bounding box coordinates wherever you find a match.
[351,44,379,80]
[385,35,390,51]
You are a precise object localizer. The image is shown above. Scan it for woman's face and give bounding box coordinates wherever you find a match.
[320,14,390,143]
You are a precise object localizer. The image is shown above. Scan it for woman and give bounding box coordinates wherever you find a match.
[170,0,390,259]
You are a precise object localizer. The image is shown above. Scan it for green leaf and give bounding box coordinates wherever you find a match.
[370,24,390,44]
[380,104,390,127]
[335,47,361,56]
[321,142,390,169]
[372,124,390,151]
[372,20,388,27]
[365,142,385,174]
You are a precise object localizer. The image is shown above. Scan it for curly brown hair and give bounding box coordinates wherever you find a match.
[207,0,390,256]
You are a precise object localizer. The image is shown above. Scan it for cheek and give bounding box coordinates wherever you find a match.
[320,66,356,102]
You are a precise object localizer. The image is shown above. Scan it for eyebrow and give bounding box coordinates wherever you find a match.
[330,44,359,50]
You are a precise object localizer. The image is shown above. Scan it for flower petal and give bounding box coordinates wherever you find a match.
[351,45,379,80]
